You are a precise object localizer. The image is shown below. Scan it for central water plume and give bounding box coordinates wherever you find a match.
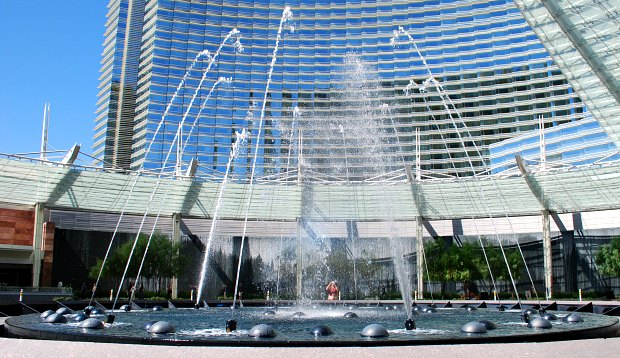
[297,53,413,318]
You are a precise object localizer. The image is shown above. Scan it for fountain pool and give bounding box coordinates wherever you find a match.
[5,305,619,346]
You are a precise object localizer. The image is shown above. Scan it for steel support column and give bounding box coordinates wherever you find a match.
[406,164,425,300]
[516,155,555,299]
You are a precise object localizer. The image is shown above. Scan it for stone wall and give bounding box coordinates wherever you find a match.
[41,222,55,287]
[0,208,34,246]
[0,207,55,287]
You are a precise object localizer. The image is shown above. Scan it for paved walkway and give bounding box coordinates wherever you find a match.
[2,317,620,358]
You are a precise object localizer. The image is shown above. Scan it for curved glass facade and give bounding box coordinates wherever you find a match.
[96,0,601,179]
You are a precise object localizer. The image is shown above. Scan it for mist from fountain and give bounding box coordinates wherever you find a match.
[273,105,302,299]
[195,129,248,304]
[337,123,359,302]
[294,53,413,319]
[106,19,520,320]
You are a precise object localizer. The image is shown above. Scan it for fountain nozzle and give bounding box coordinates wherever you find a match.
[405,318,416,330]
[194,304,200,310]
[521,313,531,323]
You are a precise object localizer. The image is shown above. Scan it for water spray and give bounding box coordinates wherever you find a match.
[231,6,294,319]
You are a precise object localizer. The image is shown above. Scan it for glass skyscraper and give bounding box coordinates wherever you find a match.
[94,0,613,179]
[95,0,146,170]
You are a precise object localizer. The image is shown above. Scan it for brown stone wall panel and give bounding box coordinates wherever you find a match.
[15,233,33,242]
[0,208,35,245]
[41,262,53,287]
[15,220,35,229]
[0,232,15,241]
[0,227,14,234]
[0,209,34,219]
[41,221,55,286]
[0,238,14,245]
[15,228,32,235]
[43,222,55,251]
[43,223,55,238]
[0,221,16,228]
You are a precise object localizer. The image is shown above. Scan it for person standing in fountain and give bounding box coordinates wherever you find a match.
[326,281,339,300]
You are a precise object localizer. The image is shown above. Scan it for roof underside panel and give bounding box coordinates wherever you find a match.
[514,0,620,147]
[2,158,620,221]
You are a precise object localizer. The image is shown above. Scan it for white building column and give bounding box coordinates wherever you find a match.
[32,203,45,287]
[542,209,553,299]
[516,155,554,299]
[171,213,181,299]
[416,216,424,300]
[296,218,303,299]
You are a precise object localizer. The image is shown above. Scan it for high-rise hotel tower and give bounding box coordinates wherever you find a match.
[94,0,619,179]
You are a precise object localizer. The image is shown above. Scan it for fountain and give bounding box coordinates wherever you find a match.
[4,10,620,346]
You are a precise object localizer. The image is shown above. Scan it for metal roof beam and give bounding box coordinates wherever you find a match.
[515,154,548,211]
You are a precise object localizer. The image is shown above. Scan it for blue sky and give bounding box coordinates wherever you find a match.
[0,1,106,155]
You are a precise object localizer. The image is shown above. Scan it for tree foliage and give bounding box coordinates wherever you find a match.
[424,237,524,295]
[478,239,523,282]
[89,234,186,283]
[424,238,483,294]
[355,249,381,287]
[596,237,620,277]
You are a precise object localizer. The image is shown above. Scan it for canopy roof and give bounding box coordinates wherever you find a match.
[1,155,619,222]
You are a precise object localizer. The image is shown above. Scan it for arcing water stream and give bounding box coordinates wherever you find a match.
[92,29,243,308]
[230,6,294,312]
